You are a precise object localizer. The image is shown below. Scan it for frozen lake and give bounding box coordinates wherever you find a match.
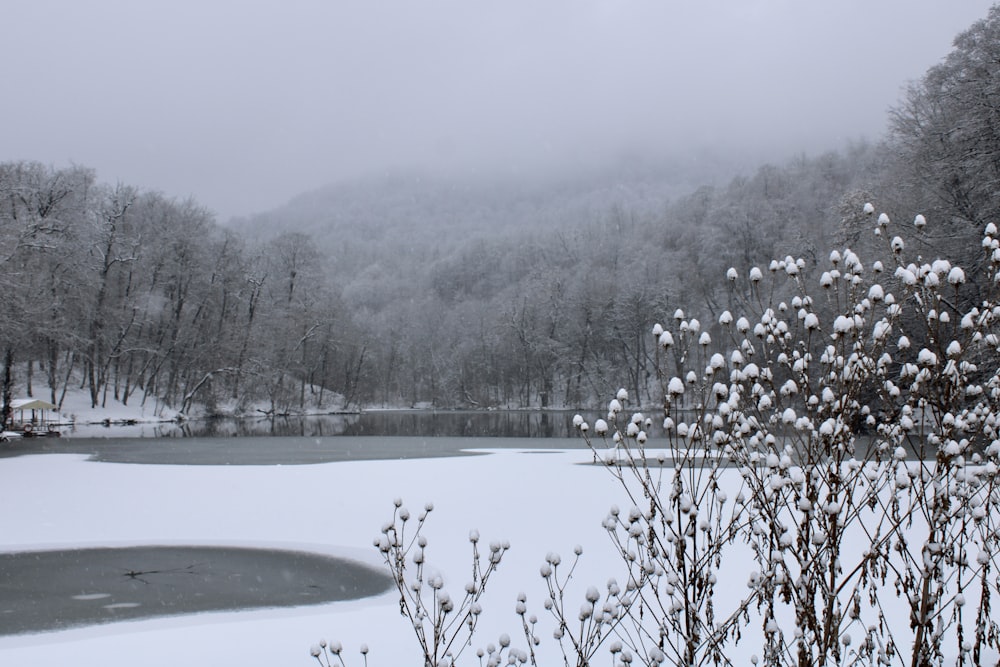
[0,438,617,666]
[57,409,587,439]
[0,545,390,636]
[0,427,588,639]
[0,434,585,465]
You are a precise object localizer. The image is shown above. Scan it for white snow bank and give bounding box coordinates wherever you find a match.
[1,446,995,667]
[0,448,617,666]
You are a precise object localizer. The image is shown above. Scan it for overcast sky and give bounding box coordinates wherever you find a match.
[1,1,994,221]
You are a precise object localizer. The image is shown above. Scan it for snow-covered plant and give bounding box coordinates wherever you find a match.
[572,205,1000,667]
[315,499,510,667]
[530,543,637,667]
[316,204,1000,667]
[310,639,366,667]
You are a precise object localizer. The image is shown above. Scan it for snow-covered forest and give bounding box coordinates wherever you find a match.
[2,8,998,420]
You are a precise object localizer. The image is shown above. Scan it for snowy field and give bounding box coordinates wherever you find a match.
[3,382,999,667]
[0,443,626,667]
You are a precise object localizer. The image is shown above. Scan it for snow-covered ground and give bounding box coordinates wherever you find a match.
[0,441,623,667]
[1,392,996,666]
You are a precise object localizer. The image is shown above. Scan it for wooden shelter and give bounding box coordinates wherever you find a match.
[7,398,60,436]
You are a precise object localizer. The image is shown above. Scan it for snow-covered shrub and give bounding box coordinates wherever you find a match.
[316,205,1000,667]
[368,499,510,667]
[571,205,1000,666]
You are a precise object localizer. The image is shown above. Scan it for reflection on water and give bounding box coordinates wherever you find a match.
[66,410,585,439]
[0,411,590,465]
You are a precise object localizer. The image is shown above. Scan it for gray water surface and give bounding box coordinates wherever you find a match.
[0,434,585,465]
[0,546,392,636]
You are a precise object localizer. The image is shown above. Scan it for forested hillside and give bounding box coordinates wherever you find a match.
[4,6,998,417]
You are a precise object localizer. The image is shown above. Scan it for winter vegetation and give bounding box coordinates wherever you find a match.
[3,6,1000,667]
[4,5,984,419]
[309,8,1000,667]
[5,0,992,419]
[312,212,1000,666]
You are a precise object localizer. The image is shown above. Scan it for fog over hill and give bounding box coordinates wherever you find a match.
[5,4,1000,414]
[229,151,747,248]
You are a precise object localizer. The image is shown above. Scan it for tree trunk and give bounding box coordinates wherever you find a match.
[1,347,13,430]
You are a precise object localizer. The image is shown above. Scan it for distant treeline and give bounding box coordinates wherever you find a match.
[3,6,997,416]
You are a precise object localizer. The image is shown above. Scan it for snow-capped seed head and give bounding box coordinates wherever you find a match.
[573,414,584,427]
[469,529,480,543]
[719,310,733,325]
[917,348,937,366]
[424,502,434,512]
[829,250,841,265]
[948,267,966,286]
[393,497,403,507]
[863,202,875,215]
[749,267,763,283]
[914,214,926,228]
[699,332,711,346]
[616,388,628,401]
[651,323,663,336]
[727,267,738,281]
[833,315,853,334]
[673,309,685,320]
[360,644,369,655]
[659,331,674,348]
[608,399,622,414]
[891,236,904,253]
[879,213,890,226]
[595,419,608,435]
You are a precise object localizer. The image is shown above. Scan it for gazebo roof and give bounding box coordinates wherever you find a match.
[10,398,58,411]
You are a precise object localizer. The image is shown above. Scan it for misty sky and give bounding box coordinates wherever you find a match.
[2,1,994,221]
